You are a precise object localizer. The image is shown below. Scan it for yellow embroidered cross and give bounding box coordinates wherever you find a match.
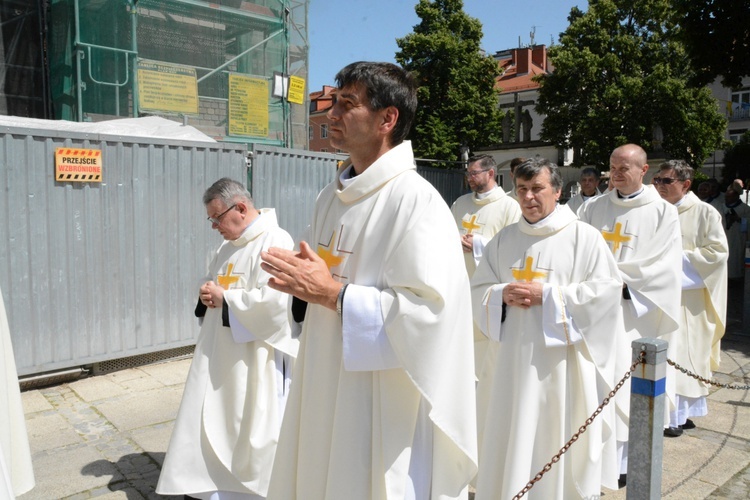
[602,222,631,253]
[317,230,344,270]
[512,256,548,282]
[217,263,241,290]
[462,214,481,234]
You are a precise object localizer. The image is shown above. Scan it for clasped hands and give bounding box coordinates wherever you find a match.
[200,281,223,309]
[502,282,543,309]
[260,241,342,312]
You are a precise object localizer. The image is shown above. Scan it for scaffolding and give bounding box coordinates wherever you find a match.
[45,0,308,147]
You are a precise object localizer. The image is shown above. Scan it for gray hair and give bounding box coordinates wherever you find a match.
[659,160,693,182]
[203,177,253,207]
[515,158,563,191]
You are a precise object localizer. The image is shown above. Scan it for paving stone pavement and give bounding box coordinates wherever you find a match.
[15,290,750,499]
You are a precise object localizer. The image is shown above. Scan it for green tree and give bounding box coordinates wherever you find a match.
[673,0,750,88]
[723,132,750,183]
[396,0,501,163]
[536,0,726,169]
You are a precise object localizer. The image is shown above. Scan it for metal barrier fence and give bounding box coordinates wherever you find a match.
[1,124,247,376]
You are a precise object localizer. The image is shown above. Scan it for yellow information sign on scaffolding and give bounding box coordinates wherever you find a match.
[287,75,306,105]
[228,73,269,137]
[137,59,199,115]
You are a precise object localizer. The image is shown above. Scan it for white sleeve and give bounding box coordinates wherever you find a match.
[228,307,260,343]
[478,284,507,342]
[342,284,401,372]
[682,253,705,290]
[541,284,583,346]
[472,234,490,265]
[625,285,655,318]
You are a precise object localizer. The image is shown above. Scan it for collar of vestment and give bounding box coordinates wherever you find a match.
[679,191,708,214]
[608,184,660,208]
[519,204,577,236]
[335,141,415,204]
[231,208,277,247]
[473,186,507,206]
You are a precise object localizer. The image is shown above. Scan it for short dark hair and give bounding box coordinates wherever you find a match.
[659,160,693,182]
[335,61,417,145]
[468,154,496,172]
[515,158,563,191]
[580,167,599,178]
[509,157,527,173]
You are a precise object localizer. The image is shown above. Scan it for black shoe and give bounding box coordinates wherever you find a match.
[618,473,627,488]
[664,426,684,437]
[681,419,696,429]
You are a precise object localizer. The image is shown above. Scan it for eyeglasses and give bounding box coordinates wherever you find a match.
[652,177,680,185]
[207,204,236,225]
[465,169,490,178]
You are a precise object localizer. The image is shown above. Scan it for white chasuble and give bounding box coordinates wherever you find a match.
[267,141,478,500]
[471,205,622,499]
[0,288,35,498]
[674,192,728,398]
[450,188,521,378]
[579,186,682,439]
[157,209,296,498]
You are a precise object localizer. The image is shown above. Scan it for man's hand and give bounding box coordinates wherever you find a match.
[200,281,224,309]
[261,241,342,311]
[502,282,543,308]
[460,233,474,253]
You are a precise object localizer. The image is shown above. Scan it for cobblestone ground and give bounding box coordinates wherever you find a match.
[19,359,189,500]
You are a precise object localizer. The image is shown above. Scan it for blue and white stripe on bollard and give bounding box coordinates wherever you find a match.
[626,338,668,500]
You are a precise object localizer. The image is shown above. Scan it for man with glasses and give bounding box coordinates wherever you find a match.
[157,177,297,500]
[451,155,520,375]
[653,160,728,437]
[579,144,682,486]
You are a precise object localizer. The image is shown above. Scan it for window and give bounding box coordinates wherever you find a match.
[731,89,750,120]
[321,148,328,152]
[321,124,328,139]
[309,125,313,140]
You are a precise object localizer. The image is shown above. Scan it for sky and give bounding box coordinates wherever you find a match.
[307,0,586,92]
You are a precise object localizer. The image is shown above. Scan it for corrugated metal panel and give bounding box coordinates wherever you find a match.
[416,165,468,207]
[0,126,247,375]
[250,147,468,240]
[251,145,340,242]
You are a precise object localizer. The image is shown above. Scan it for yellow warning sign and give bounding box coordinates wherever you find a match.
[55,148,103,182]
[287,75,306,105]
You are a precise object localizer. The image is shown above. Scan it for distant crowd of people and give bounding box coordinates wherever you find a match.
[2,61,736,500]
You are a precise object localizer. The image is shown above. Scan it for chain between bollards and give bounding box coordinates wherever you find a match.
[511,351,646,500]
[667,358,750,390]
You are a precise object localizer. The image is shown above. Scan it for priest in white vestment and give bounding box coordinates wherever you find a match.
[722,181,750,280]
[157,178,297,500]
[451,154,520,376]
[579,144,682,483]
[261,62,477,500]
[0,287,35,498]
[471,158,622,499]
[566,167,602,214]
[653,161,728,435]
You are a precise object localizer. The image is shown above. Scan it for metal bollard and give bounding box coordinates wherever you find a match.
[626,338,667,500]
